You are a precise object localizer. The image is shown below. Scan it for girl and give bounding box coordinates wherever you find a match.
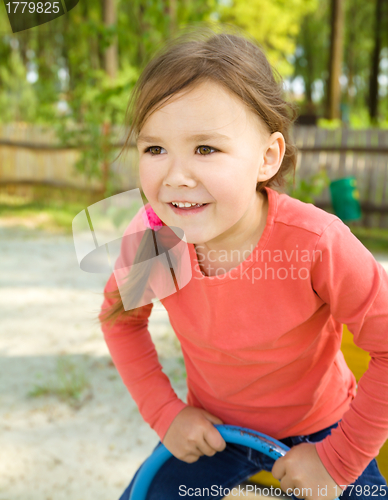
[98,23,388,500]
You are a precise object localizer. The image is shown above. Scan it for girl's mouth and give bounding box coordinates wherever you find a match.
[169,202,209,216]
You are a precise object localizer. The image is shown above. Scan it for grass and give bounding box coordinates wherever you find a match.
[0,189,145,235]
[28,357,92,408]
[348,224,388,255]
[0,193,88,234]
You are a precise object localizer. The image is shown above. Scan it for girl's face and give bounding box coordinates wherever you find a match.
[137,80,284,246]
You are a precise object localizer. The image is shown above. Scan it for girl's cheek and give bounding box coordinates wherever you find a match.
[139,164,156,190]
[140,160,163,181]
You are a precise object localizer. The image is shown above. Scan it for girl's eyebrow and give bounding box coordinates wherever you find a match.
[137,132,231,145]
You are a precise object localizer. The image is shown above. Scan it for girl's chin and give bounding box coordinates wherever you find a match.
[167,221,231,245]
[181,234,207,245]
[172,229,211,245]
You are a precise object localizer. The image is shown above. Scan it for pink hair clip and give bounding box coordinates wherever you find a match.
[142,206,164,231]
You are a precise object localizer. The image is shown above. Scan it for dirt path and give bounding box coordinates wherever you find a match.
[0,224,187,500]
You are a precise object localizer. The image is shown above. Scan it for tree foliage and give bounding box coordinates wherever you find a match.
[218,0,318,77]
[292,0,386,123]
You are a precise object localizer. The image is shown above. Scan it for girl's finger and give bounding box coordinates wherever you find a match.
[197,438,218,457]
[202,410,223,425]
[203,426,226,452]
[272,456,287,481]
[184,452,202,464]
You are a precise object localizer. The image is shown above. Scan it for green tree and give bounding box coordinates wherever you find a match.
[327,0,345,120]
[368,0,387,123]
[343,0,374,111]
[217,0,318,77]
[292,0,378,124]
[0,41,38,123]
[292,0,330,115]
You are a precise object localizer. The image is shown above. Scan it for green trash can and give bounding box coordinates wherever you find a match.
[329,177,362,222]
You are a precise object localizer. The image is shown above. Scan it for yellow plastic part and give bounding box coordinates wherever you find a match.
[249,470,281,488]
[341,325,388,479]
[249,325,388,485]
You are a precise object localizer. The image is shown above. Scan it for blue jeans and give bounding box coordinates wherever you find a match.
[119,421,387,500]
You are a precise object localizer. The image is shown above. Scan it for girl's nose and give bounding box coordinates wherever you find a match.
[162,157,197,188]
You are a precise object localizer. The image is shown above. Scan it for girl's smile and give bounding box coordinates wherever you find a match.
[137,79,285,252]
[169,202,209,216]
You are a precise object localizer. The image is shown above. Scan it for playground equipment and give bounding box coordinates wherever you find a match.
[128,424,340,500]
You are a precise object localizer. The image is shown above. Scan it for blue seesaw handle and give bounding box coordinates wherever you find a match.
[128,424,340,500]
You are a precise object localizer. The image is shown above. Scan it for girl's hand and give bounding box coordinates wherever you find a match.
[162,406,226,463]
[272,442,344,500]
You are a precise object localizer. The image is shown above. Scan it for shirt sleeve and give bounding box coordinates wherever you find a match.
[98,209,187,441]
[310,218,388,486]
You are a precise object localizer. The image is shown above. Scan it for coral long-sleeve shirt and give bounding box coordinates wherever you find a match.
[99,186,388,487]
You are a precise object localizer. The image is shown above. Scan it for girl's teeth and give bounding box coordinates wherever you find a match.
[172,202,203,208]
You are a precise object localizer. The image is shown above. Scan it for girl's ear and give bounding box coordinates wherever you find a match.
[257,132,286,182]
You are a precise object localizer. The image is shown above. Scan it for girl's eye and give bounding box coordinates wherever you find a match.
[144,145,218,156]
[196,145,217,155]
[144,146,166,155]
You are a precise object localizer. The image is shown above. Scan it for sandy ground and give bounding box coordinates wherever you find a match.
[1,219,387,500]
[0,222,188,500]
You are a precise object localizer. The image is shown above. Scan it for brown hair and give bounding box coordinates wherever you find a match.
[99,22,299,329]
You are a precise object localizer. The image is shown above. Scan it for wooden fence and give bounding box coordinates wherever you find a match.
[1,123,388,227]
[292,126,388,228]
[0,122,139,204]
